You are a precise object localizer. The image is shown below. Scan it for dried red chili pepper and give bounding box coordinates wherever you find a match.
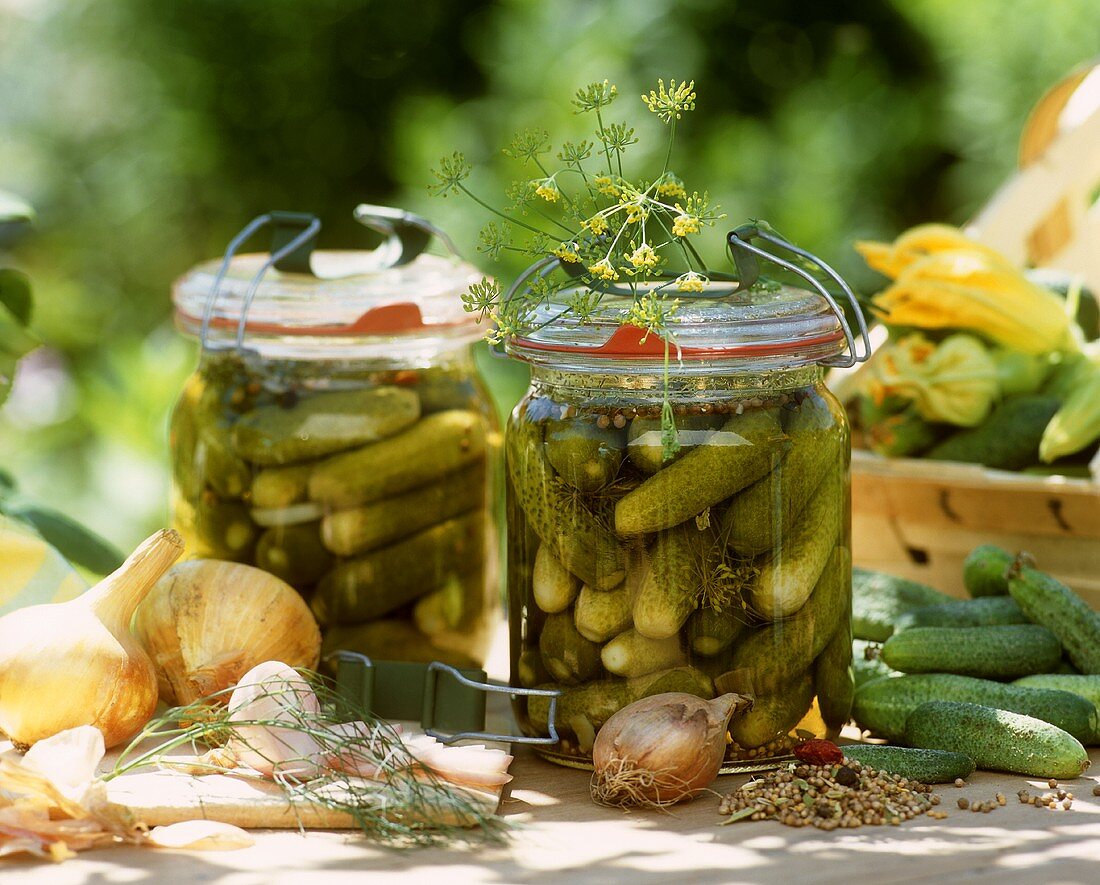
[793,739,844,766]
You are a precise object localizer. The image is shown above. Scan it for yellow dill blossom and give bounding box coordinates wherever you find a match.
[626,243,658,270]
[624,202,649,224]
[672,213,700,237]
[594,176,620,197]
[535,179,560,202]
[657,175,687,200]
[676,271,706,292]
[589,258,620,281]
[581,214,610,236]
[553,242,581,263]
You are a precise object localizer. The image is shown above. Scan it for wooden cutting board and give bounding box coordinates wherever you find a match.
[102,765,502,829]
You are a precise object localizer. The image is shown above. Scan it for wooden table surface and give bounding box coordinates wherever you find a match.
[6,633,1100,884]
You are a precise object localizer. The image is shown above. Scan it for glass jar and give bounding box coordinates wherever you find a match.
[169,208,500,670]
[504,234,868,771]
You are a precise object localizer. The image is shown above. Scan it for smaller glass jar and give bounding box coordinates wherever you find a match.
[169,208,500,669]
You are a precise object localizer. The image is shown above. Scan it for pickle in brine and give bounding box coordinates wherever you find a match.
[184,492,257,562]
[312,511,484,625]
[255,522,333,587]
[545,417,625,493]
[615,408,789,535]
[747,469,844,620]
[232,386,421,467]
[507,416,626,590]
[728,671,815,749]
[721,393,843,555]
[251,462,314,509]
[601,629,684,677]
[626,414,725,474]
[531,544,581,615]
[574,581,633,643]
[309,410,487,509]
[686,607,747,657]
[321,464,485,556]
[633,522,717,639]
[539,611,602,685]
[814,621,855,735]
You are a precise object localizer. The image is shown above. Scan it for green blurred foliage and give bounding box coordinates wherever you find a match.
[0,0,1097,549]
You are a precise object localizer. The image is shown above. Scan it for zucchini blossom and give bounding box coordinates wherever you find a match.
[862,333,999,427]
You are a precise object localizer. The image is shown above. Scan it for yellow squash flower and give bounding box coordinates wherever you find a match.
[871,249,1073,355]
[862,332,999,427]
[855,224,1006,280]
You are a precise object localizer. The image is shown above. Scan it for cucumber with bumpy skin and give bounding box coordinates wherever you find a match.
[601,629,684,677]
[963,544,1014,597]
[728,671,815,749]
[852,640,898,689]
[686,608,746,657]
[626,414,724,474]
[574,581,633,643]
[904,701,1089,779]
[615,408,788,535]
[893,595,1027,632]
[321,464,484,556]
[747,470,844,620]
[309,410,487,509]
[852,568,952,642]
[815,622,854,733]
[842,745,975,783]
[507,416,627,591]
[1014,674,1100,714]
[731,546,850,695]
[234,386,421,466]
[720,392,842,556]
[532,544,581,615]
[852,672,1098,744]
[1007,559,1100,675]
[539,611,602,685]
[545,418,624,492]
[881,624,1062,679]
[633,523,715,639]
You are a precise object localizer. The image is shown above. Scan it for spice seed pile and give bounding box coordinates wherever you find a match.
[719,759,941,829]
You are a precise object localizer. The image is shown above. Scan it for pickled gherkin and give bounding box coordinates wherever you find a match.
[506,375,852,769]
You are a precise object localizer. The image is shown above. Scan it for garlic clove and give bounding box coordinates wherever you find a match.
[20,726,105,804]
[147,821,254,850]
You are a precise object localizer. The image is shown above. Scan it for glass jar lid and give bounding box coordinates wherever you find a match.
[504,225,870,373]
[172,207,485,351]
[507,279,847,367]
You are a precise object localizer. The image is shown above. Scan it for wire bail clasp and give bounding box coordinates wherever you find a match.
[200,211,322,352]
[727,223,872,368]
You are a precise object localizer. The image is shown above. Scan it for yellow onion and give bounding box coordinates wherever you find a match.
[134,560,321,706]
[591,692,750,807]
[0,530,183,749]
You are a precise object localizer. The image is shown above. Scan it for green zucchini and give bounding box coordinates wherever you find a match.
[851,672,1098,744]
[842,745,975,783]
[1007,560,1100,674]
[904,701,1089,779]
[925,395,1060,470]
[881,624,1062,679]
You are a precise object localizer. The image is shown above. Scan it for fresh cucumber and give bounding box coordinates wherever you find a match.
[904,701,1089,779]
[1007,559,1100,674]
[962,544,1015,597]
[852,640,898,689]
[851,568,952,642]
[852,672,1098,744]
[1015,674,1100,715]
[842,745,975,783]
[893,596,1027,632]
[926,395,1061,471]
[881,624,1062,679]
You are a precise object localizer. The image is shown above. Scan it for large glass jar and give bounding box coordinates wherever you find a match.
[169,209,500,669]
[505,273,862,771]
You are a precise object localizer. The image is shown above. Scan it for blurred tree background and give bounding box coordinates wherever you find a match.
[0,0,1097,550]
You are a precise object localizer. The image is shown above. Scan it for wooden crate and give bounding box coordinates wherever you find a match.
[851,450,1100,608]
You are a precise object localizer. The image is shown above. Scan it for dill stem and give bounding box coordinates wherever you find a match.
[458,184,554,239]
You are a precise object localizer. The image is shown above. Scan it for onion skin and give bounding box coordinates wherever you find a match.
[591,692,749,806]
[134,560,321,706]
[0,530,183,749]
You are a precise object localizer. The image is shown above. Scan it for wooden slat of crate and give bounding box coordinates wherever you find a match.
[851,451,1100,607]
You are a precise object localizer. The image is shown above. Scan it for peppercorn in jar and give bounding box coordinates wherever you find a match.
[169,208,500,669]
[504,227,869,771]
